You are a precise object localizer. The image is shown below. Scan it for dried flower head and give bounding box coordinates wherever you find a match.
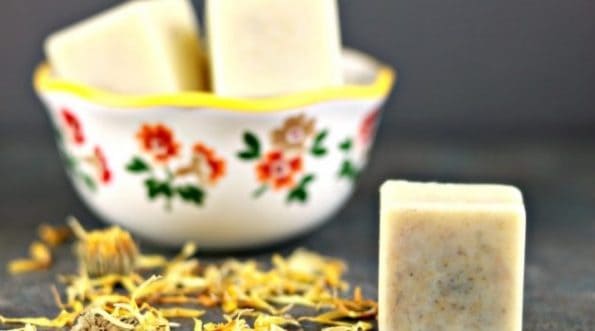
[70,310,138,331]
[69,218,139,277]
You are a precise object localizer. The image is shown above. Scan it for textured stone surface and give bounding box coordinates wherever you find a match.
[0,133,594,330]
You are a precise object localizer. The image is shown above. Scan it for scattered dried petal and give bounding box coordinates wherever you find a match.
[38,224,72,247]
[29,242,51,265]
[7,259,47,275]
[159,308,205,319]
[1,323,37,331]
[3,221,377,331]
[7,242,52,275]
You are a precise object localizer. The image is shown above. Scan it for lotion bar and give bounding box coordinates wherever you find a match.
[206,0,343,97]
[379,181,526,331]
[45,0,206,94]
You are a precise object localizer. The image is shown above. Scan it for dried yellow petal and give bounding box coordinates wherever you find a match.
[7,242,52,275]
[321,321,375,331]
[29,242,51,265]
[38,224,72,247]
[2,323,37,331]
[0,308,80,329]
[136,255,168,270]
[159,308,205,319]
[7,259,46,275]
[252,313,299,330]
[194,318,203,331]
[3,219,378,331]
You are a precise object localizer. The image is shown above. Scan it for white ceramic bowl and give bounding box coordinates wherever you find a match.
[34,49,396,249]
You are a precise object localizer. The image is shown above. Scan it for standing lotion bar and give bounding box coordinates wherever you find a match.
[379,181,526,331]
[45,0,205,94]
[206,0,343,97]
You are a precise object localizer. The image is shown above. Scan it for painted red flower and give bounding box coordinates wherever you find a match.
[136,124,180,163]
[359,109,381,147]
[61,109,85,145]
[93,146,112,184]
[256,151,303,190]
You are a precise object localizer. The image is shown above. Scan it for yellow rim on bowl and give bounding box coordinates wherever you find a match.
[33,62,395,113]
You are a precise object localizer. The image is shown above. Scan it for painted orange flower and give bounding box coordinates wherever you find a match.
[193,143,226,184]
[271,114,316,151]
[359,109,381,147]
[136,124,180,163]
[256,151,303,190]
[177,143,226,185]
[93,146,112,184]
[61,109,84,145]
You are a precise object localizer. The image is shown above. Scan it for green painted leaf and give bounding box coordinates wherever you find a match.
[145,178,172,199]
[177,185,205,206]
[238,151,259,160]
[63,153,78,171]
[53,126,64,144]
[127,157,150,173]
[287,188,307,203]
[339,160,360,180]
[339,138,353,152]
[310,130,328,157]
[81,173,97,191]
[301,174,315,185]
[237,132,261,160]
[252,185,268,198]
[287,174,316,204]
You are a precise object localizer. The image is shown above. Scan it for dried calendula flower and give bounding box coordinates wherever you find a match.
[70,309,138,331]
[70,277,173,331]
[38,223,72,247]
[8,241,52,275]
[0,306,83,329]
[199,310,254,331]
[332,287,378,319]
[274,248,348,290]
[298,287,377,329]
[69,218,139,277]
[252,312,300,330]
[3,217,378,331]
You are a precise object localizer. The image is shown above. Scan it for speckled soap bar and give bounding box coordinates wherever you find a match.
[379,180,526,331]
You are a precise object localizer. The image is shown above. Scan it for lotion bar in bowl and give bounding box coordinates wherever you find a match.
[206,0,343,97]
[379,180,526,331]
[45,0,206,94]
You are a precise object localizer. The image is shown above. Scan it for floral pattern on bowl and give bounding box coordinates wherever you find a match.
[238,114,324,203]
[126,124,227,210]
[35,49,395,248]
[56,108,112,191]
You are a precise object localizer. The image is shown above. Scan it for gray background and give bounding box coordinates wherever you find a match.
[1,0,594,138]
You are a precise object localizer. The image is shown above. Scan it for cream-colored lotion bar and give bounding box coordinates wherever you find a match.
[45,0,206,94]
[379,180,526,331]
[206,0,343,97]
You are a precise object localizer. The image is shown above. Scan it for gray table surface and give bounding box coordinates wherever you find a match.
[1,131,594,330]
